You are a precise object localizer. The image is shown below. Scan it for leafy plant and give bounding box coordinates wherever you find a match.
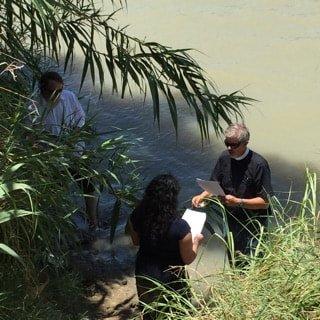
[0,60,138,270]
[0,0,254,139]
[137,171,320,319]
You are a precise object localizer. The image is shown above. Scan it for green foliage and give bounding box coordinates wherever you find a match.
[0,55,138,289]
[0,1,256,317]
[0,264,88,320]
[138,171,320,319]
[0,0,254,139]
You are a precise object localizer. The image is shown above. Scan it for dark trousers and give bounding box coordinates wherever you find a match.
[225,215,265,268]
[207,207,265,268]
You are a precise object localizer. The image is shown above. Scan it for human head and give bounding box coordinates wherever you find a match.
[144,174,180,205]
[141,174,180,240]
[224,123,250,158]
[39,71,63,103]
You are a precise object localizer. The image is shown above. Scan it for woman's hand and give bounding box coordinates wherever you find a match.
[193,234,204,245]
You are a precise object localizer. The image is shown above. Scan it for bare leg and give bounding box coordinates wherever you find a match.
[85,193,98,228]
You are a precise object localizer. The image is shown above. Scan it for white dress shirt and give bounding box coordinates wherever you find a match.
[33,89,85,135]
[30,89,86,155]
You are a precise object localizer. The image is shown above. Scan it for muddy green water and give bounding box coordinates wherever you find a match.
[74,1,320,277]
[116,0,320,172]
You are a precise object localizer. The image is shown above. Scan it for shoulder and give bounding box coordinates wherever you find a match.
[215,150,230,167]
[250,150,270,168]
[169,218,191,240]
[211,150,230,179]
[217,150,230,163]
[60,89,76,100]
[171,218,190,229]
[220,150,230,158]
[61,90,84,113]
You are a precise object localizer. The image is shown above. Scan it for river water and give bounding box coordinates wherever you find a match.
[97,0,320,195]
[71,1,320,276]
[116,0,320,174]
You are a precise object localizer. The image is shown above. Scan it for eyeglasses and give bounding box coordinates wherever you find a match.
[224,140,241,149]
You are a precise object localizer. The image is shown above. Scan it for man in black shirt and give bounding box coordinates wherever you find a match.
[192,123,273,262]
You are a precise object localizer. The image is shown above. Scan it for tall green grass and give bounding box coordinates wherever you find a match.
[0,60,139,318]
[0,264,88,320]
[139,171,320,320]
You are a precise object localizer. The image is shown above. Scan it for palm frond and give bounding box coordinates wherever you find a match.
[0,0,254,139]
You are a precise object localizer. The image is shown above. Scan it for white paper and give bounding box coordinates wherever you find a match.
[182,209,206,239]
[196,178,225,196]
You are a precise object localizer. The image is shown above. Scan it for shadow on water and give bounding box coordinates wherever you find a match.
[62,61,317,204]
[88,90,315,202]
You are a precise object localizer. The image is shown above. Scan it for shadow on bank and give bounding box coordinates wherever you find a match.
[64,228,138,319]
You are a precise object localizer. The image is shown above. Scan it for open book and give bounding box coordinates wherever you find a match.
[182,209,206,240]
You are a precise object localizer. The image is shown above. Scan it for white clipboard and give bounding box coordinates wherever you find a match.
[182,209,206,240]
[196,178,225,196]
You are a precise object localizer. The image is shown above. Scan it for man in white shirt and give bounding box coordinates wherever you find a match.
[34,71,98,228]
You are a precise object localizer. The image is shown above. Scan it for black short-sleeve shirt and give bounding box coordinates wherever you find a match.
[130,207,191,282]
[210,149,273,234]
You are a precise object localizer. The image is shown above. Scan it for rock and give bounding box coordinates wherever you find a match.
[120,279,127,286]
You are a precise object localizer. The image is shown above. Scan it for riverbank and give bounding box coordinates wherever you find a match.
[1,172,319,320]
[71,228,139,319]
[73,171,320,320]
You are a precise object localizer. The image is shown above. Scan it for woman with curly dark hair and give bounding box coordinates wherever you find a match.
[129,174,203,318]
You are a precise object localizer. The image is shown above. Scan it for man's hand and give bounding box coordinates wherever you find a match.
[221,195,269,209]
[221,194,241,207]
[192,194,205,208]
[192,190,212,207]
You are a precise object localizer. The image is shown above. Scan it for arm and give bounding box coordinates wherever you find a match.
[222,195,269,210]
[71,92,85,128]
[179,233,204,265]
[127,219,140,246]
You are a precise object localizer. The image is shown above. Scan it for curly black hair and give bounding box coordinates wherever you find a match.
[138,174,180,242]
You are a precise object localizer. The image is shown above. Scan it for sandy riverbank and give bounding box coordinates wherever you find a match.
[70,219,227,319]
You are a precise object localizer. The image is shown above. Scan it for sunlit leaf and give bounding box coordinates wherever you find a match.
[0,209,39,224]
[0,243,23,262]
